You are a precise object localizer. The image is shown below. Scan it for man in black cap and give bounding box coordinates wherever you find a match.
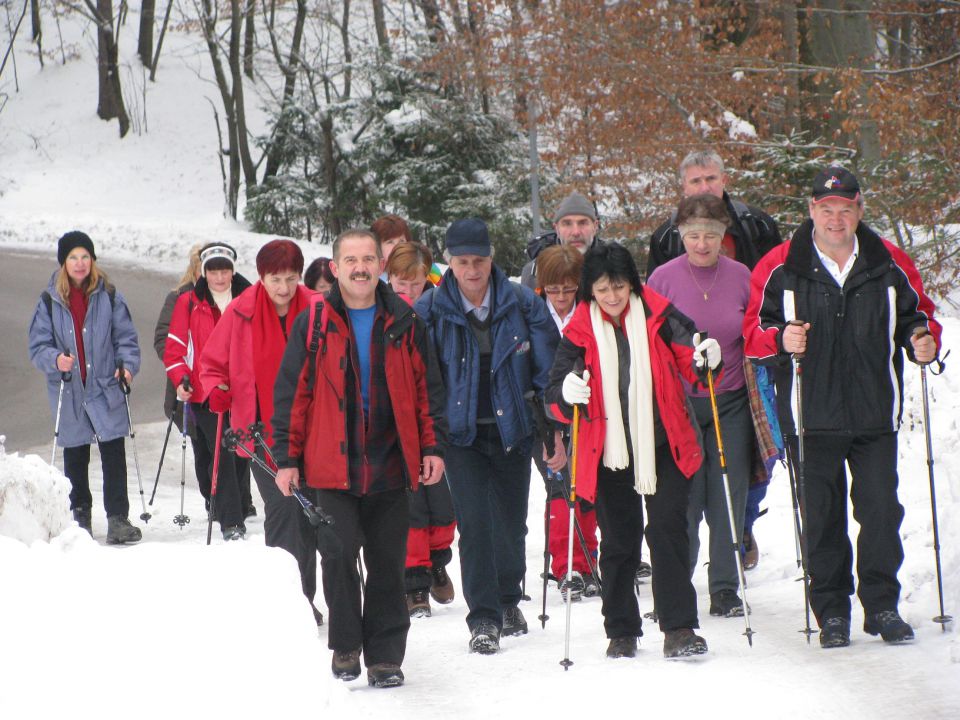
[744,165,942,650]
[415,218,565,654]
[521,191,604,290]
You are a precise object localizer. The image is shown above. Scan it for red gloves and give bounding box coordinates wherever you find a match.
[207,387,232,413]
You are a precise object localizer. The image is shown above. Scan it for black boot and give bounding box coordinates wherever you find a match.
[106,516,142,544]
[864,611,914,644]
[72,506,92,535]
[663,628,708,658]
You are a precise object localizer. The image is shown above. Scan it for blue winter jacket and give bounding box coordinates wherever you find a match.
[414,265,559,451]
[28,273,141,447]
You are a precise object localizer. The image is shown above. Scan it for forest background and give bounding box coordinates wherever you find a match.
[3,0,958,292]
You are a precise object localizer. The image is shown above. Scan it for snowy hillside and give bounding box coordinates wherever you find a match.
[1,8,958,720]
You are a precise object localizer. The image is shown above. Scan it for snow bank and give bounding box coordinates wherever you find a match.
[0,437,74,543]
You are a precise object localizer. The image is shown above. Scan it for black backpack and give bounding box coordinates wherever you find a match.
[41,285,116,321]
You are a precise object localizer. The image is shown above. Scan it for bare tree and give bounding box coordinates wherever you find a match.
[137,0,155,68]
[30,0,42,66]
[86,0,130,136]
[261,0,307,180]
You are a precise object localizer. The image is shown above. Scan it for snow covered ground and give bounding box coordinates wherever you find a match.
[1,8,959,720]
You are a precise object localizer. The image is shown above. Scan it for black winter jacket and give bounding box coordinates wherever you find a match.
[743,219,941,436]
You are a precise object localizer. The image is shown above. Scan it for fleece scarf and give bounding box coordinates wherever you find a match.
[589,294,657,494]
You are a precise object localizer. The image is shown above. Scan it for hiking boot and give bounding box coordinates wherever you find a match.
[502,606,528,636]
[222,524,246,541]
[105,516,142,545]
[636,560,652,579]
[331,648,361,680]
[430,564,455,604]
[582,573,600,598]
[407,590,432,618]
[663,629,708,659]
[710,589,746,618]
[559,571,584,603]
[743,530,759,571]
[367,663,404,688]
[819,617,851,649]
[468,620,500,654]
[606,636,638,659]
[864,611,914,644]
[73,506,92,536]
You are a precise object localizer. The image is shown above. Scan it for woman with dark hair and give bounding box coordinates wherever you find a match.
[200,239,324,624]
[647,193,754,618]
[28,231,142,543]
[304,256,335,295]
[163,242,253,539]
[545,242,720,659]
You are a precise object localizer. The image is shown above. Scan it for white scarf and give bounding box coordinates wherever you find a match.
[589,295,658,494]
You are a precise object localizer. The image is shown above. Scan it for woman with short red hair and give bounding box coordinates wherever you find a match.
[201,239,325,624]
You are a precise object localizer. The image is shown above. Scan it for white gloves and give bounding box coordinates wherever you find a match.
[562,369,591,405]
[693,333,721,371]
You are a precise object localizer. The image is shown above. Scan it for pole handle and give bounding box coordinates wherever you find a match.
[788,319,806,360]
[117,359,130,395]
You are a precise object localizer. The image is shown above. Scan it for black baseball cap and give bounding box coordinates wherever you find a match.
[445,218,492,257]
[811,166,861,203]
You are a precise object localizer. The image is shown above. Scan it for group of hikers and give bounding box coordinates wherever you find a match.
[29,149,943,688]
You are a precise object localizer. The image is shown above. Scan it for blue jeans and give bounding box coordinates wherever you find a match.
[444,424,532,631]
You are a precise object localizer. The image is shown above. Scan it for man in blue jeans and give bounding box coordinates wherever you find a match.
[416,218,566,654]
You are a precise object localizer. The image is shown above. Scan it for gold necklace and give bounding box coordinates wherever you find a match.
[686,257,721,301]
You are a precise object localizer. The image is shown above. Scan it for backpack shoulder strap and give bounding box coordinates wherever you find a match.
[730,199,762,245]
[42,291,54,323]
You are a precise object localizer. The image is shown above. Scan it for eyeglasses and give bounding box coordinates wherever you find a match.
[543,286,578,296]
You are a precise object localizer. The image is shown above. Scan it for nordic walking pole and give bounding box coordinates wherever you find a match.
[525,393,556,627]
[206,411,225,546]
[149,413,175,505]
[913,328,952,630]
[117,360,151,523]
[173,401,191,528]
[783,441,803,571]
[705,363,755,647]
[789,321,815,643]
[560,404,579,670]
[51,352,72,467]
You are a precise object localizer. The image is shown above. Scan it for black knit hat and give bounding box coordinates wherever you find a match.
[57,231,96,266]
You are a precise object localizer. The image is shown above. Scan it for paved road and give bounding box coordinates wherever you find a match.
[0,250,175,454]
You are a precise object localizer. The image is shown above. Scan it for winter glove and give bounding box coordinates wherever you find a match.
[207,387,232,414]
[693,333,721,373]
[561,369,591,406]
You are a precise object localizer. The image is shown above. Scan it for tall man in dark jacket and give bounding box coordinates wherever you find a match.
[271,229,447,688]
[647,149,781,277]
[743,166,941,649]
[415,218,566,654]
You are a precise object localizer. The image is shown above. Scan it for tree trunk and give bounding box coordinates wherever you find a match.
[803,0,878,164]
[228,0,257,187]
[371,0,388,55]
[30,0,42,66]
[340,0,351,99]
[200,0,240,216]
[137,0,154,68]
[243,0,254,79]
[779,0,800,134]
[262,0,307,180]
[320,111,341,236]
[96,0,130,137]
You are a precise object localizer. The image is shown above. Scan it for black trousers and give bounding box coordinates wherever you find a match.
[191,404,242,527]
[801,432,904,625]
[251,454,318,605]
[594,442,698,638]
[63,437,129,517]
[311,488,410,667]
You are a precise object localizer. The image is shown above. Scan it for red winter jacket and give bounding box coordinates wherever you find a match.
[544,288,704,504]
[271,285,447,491]
[163,276,251,403]
[199,282,314,454]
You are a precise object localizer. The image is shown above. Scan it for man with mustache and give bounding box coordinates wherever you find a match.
[272,229,447,687]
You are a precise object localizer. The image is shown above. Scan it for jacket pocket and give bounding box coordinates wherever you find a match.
[96,376,125,410]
